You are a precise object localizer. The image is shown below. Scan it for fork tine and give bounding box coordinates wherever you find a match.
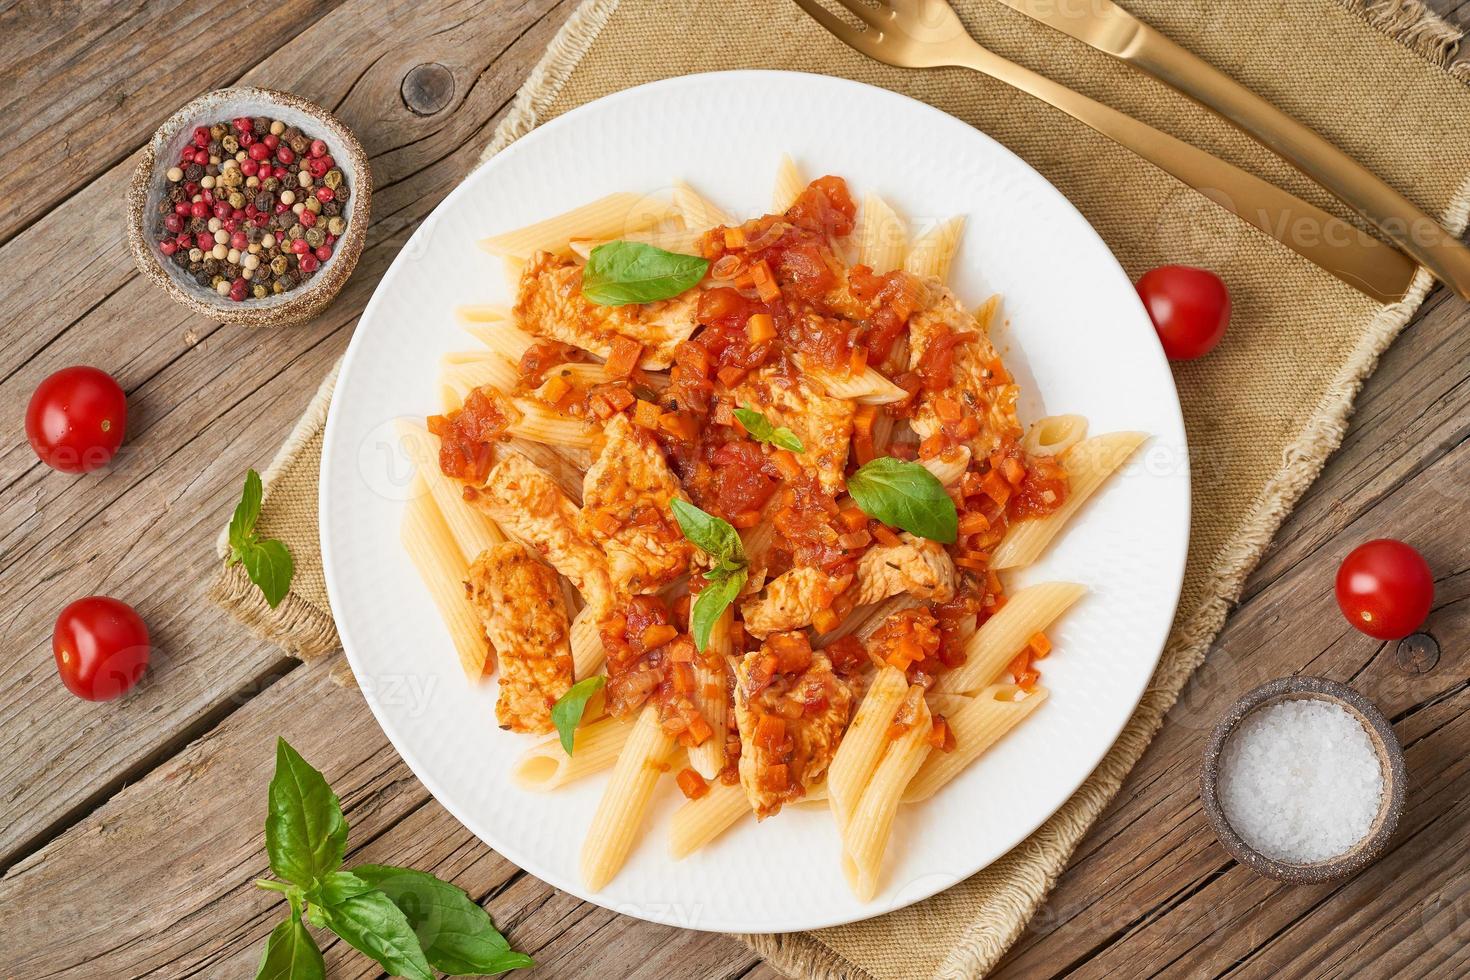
[826,0,893,32]
[790,0,887,57]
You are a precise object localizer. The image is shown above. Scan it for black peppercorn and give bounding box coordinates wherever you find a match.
[194,269,212,287]
[185,163,204,181]
[334,185,349,202]
[322,200,340,217]
[253,117,269,136]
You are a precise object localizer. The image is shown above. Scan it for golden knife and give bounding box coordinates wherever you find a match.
[993,0,1470,299]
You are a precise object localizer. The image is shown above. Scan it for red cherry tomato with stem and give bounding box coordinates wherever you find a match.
[1335,539,1434,640]
[25,366,128,473]
[52,597,151,701]
[1136,265,1231,360]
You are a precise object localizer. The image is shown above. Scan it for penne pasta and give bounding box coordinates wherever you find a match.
[670,779,748,859]
[808,365,909,404]
[460,319,537,365]
[508,398,599,449]
[570,604,606,679]
[904,684,1049,802]
[503,438,587,503]
[903,215,965,281]
[842,688,932,901]
[1022,414,1089,458]
[826,667,909,832]
[992,431,1147,569]
[672,180,734,231]
[502,257,525,293]
[439,355,518,400]
[934,582,1086,694]
[925,692,973,718]
[480,192,677,258]
[772,154,805,213]
[400,480,491,682]
[870,408,897,457]
[580,703,676,890]
[395,420,506,560]
[513,713,630,792]
[688,607,732,779]
[856,193,907,273]
[455,303,512,327]
[920,446,971,487]
[568,225,705,260]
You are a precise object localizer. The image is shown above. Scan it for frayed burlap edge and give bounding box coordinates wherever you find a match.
[1335,0,1470,77]
[206,362,342,664]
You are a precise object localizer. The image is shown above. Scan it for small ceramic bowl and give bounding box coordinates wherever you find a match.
[1200,675,1406,884]
[126,86,371,327]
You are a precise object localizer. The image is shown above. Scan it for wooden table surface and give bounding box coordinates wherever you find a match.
[5,2,1470,977]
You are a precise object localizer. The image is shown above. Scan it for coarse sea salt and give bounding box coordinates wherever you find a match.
[1217,697,1384,864]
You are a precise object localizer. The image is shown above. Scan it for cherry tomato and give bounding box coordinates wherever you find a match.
[1335,539,1434,640]
[52,596,150,701]
[1135,265,1231,360]
[25,366,128,473]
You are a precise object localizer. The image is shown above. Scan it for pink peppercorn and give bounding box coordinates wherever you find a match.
[298,253,320,273]
[248,142,272,162]
[263,133,279,150]
[274,201,290,214]
[174,201,191,216]
[190,200,209,219]
[193,149,209,165]
[233,116,252,133]
[315,186,334,203]
[238,129,255,147]
[276,145,295,165]
[325,234,336,245]
[240,158,259,177]
[290,238,310,254]
[193,126,211,147]
[314,244,332,261]
[223,219,239,233]
[163,213,183,233]
[212,200,231,219]
[307,157,329,180]
[298,210,317,228]
[160,240,177,256]
[272,165,287,179]
[230,231,248,250]
[309,139,328,158]
[177,233,193,248]
[184,180,200,195]
[251,214,269,228]
[318,154,333,169]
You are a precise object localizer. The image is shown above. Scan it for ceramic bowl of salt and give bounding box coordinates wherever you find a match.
[1200,675,1406,884]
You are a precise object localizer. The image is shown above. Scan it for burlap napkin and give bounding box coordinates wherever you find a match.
[209,0,1470,975]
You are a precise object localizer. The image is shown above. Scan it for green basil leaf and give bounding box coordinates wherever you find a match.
[582,241,709,306]
[266,738,348,889]
[310,870,375,908]
[551,676,606,756]
[847,456,958,544]
[242,538,295,609]
[229,468,264,559]
[255,913,325,980]
[670,499,745,566]
[319,889,434,980]
[354,865,535,976]
[733,405,805,453]
[691,568,746,653]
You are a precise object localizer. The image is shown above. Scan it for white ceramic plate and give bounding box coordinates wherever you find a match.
[321,70,1189,933]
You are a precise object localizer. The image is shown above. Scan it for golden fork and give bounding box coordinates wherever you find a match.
[791,0,1420,304]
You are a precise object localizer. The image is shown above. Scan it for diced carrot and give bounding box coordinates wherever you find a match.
[541,373,573,407]
[603,386,636,411]
[660,411,698,441]
[838,506,868,532]
[640,623,678,649]
[588,393,616,420]
[588,509,622,535]
[812,608,841,635]
[755,714,786,752]
[848,346,868,375]
[677,767,710,800]
[669,637,697,663]
[935,396,963,423]
[713,401,736,426]
[1009,650,1040,690]
[954,551,991,571]
[772,449,802,481]
[926,718,949,750]
[958,511,991,535]
[980,470,1012,505]
[1001,456,1027,486]
[685,712,713,746]
[746,312,776,343]
[716,365,747,388]
[633,399,664,429]
[605,337,644,378]
[723,226,747,248]
[852,404,879,465]
[759,764,790,792]
[729,509,761,529]
[672,662,696,694]
[919,432,948,460]
[1028,631,1052,659]
[871,525,902,548]
[750,260,781,302]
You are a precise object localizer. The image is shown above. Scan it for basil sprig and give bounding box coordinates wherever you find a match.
[733,404,805,453]
[847,456,958,544]
[671,499,748,651]
[581,241,709,306]
[551,676,606,756]
[228,469,295,609]
[254,739,532,979]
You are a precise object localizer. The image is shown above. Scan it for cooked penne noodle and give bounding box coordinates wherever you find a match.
[503,438,587,503]
[809,365,909,404]
[1022,414,1089,458]
[925,692,973,718]
[856,193,907,273]
[672,180,733,230]
[395,420,506,560]
[826,667,909,832]
[568,225,704,260]
[581,703,676,890]
[440,355,518,399]
[670,779,748,859]
[479,192,676,258]
[772,154,805,212]
[904,684,1049,802]
[513,713,630,792]
[688,607,732,779]
[508,398,599,449]
[903,215,965,281]
[871,408,896,456]
[502,257,525,293]
[462,324,537,369]
[934,582,1086,694]
[842,689,932,901]
[815,593,918,649]
[920,446,971,487]
[455,303,512,326]
[570,604,606,679]
[400,480,490,682]
[992,431,1147,569]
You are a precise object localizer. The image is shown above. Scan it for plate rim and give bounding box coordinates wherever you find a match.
[321,68,1191,933]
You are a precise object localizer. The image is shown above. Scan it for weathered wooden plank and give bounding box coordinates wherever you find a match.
[0,0,572,869]
[0,657,761,979]
[0,0,344,246]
